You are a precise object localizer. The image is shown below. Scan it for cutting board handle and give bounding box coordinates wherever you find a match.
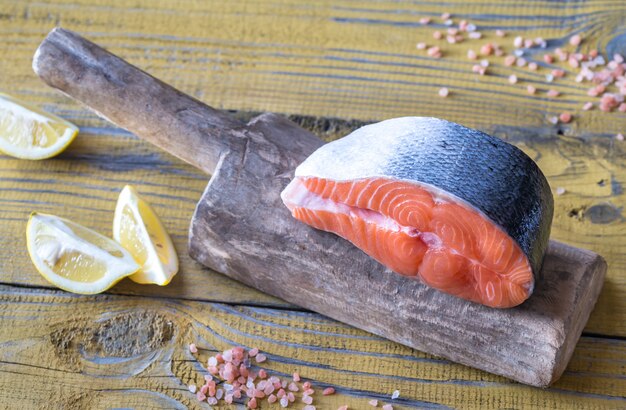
[33,27,245,175]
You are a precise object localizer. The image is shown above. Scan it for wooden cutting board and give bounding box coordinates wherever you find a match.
[33,27,606,388]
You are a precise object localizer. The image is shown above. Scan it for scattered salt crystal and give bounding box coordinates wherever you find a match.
[277,388,286,398]
[419,17,431,25]
[616,133,624,141]
[427,46,442,58]
[524,39,534,48]
[582,102,594,111]
[508,74,518,84]
[514,49,524,57]
[304,388,315,395]
[303,395,313,404]
[543,54,553,64]
[303,406,316,410]
[303,381,312,389]
[569,34,582,46]
[545,74,554,82]
[516,57,527,67]
[504,55,516,66]
[416,42,427,50]
[447,35,457,44]
[225,393,234,404]
[208,357,218,367]
[288,382,299,392]
[469,32,482,39]
[552,69,565,78]
[338,406,349,410]
[559,112,572,123]
[438,87,449,97]
[535,37,546,48]
[548,116,558,125]
[433,31,443,40]
[196,391,207,402]
[459,20,468,31]
[441,12,451,19]
[467,49,477,60]
[255,353,267,363]
[189,343,198,353]
[480,43,493,56]
[287,392,295,402]
[208,397,218,405]
[268,394,278,403]
[614,53,624,63]
[382,405,394,410]
[555,187,566,195]
[323,387,336,396]
[391,390,400,399]
[445,19,453,26]
[466,23,477,32]
[480,59,489,67]
[248,397,258,409]
[513,36,523,48]
[188,384,197,393]
[496,29,506,37]
[249,347,259,357]
[547,89,560,98]
[528,62,538,71]
[569,56,580,68]
[527,85,536,95]
[204,374,213,382]
[369,399,379,406]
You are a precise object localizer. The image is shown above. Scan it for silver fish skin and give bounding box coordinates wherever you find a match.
[293,117,554,278]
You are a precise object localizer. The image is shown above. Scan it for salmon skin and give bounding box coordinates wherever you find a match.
[281,117,553,308]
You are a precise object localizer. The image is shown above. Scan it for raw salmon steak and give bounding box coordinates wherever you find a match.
[281,117,553,308]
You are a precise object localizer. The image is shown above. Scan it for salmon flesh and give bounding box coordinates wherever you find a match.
[281,117,553,308]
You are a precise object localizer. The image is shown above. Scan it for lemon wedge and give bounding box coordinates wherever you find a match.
[0,92,78,159]
[113,185,179,286]
[26,213,140,294]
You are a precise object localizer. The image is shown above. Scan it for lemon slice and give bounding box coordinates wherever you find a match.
[26,213,140,294]
[0,92,78,159]
[113,185,179,286]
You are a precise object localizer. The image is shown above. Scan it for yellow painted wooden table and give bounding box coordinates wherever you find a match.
[1,1,625,409]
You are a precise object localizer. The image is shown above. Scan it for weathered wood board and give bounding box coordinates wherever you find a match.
[1,285,625,409]
[33,28,606,387]
[0,0,624,407]
[0,0,624,339]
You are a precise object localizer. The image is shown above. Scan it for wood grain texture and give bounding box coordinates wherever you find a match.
[31,28,606,386]
[0,0,624,337]
[0,285,624,409]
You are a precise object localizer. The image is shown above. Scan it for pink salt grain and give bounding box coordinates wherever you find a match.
[277,388,286,398]
[559,112,572,123]
[287,392,295,402]
[441,12,451,20]
[570,34,582,46]
[582,102,594,111]
[508,74,518,84]
[196,391,207,402]
[189,343,198,353]
[496,29,506,37]
[188,384,197,394]
[293,372,301,382]
[547,89,560,98]
[288,382,299,392]
[543,54,554,64]
[258,369,267,379]
[304,388,315,395]
[249,347,259,357]
[248,397,258,409]
[527,85,536,95]
[433,31,443,40]
[556,187,566,195]
[382,405,394,410]
[338,406,349,410]
[323,387,336,396]
[303,406,316,410]
[225,394,234,404]
[208,357,218,367]
[369,399,379,406]
[268,394,278,403]
[552,69,565,78]
[303,395,314,405]
[504,55,516,66]
[255,353,267,363]
[467,49,477,60]
[528,62,538,71]
[303,381,312,389]
[419,17,431,25]
[616,133,624,141]
[438,87,449,97]
[619,103,626,112]
[480,43,493,56]
[280,396,289,408]
[416,42,427,50]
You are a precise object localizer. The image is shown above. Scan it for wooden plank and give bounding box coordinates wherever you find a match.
[0,284,624,409]
[0,0,624,336]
